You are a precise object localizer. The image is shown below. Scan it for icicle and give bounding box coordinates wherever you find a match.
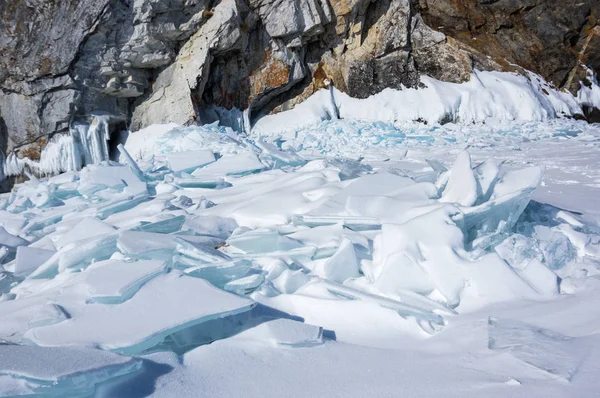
[3,114,124,180]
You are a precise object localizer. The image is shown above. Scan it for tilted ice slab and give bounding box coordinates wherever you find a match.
[26,271,254,355]
[1,259,169,341]
[165,150,215,173]
[0,344,142,397]
[0,299,70,343]
[54,217,116,250]
[82,259,168,304]
[191,152,266,178]
[29,231,119,278]
[14,246,54,277]
[78,163,147,198]
[117,230,177,260]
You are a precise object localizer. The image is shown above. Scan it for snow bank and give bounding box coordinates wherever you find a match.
[253,70,584,134]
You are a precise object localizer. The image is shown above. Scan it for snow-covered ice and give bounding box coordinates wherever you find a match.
[2,71,600,396]
[0,345,142,397]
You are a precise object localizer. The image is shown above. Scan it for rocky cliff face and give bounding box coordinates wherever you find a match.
[0,0,599,164]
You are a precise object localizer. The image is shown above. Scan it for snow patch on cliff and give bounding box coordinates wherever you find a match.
[252,70,584,134]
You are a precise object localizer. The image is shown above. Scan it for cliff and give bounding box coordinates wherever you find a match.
[0,0,599,168]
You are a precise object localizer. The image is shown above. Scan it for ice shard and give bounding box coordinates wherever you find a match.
[26,272,254,355]
[165,150,215,173]
[14,247,55,277]
[440,151,478,207]
[0,345,142,397]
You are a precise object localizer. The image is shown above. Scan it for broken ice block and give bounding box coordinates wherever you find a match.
[235,318,323,347]
[0,345,142,397]
[473,159,500,204]
[0,299,69,342]
[256,139,306,168]
[0,227,28,252]
[543,231,576,271]
[292,215,382,231]
[54,217,116,250]
[0,211,27,235]
[175,234,225,248]
[0,247,8,265]
[174,177,230,189]
[227,230,303,254]
[117,143,146,181]
[491,166,544,201]
[58,233,119,272]
[96,194,150,219]
[183,259,252,288]
[513,259,559,296]
[166,150,215,173]
[174,236,230,263]
[184,215,238,239]
[313,237,360,283]
[440,151,478,206]
[78,164,147,198]
[20,207,75,238]
[117,231,176,260]
[83,259,168,304]
[462,167,543,250]
[171,195,194,209]
[132,215,185,234]
[14,246,55,277]
[191,152,265,177]
[271,269,311,294]
[224,273,265,295]
[0,272,14,294]
[495,234,543,269]
[26,272,254,355]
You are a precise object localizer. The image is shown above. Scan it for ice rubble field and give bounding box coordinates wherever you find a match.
[3,67,600,397]
[0,117,600,397]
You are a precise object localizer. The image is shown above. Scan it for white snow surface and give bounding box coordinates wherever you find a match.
[2,70,600,396]
[252,70,585,134]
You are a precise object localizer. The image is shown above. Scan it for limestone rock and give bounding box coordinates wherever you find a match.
[131,0,243,129]
[413,0,600,93]
[0,0,599,187]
